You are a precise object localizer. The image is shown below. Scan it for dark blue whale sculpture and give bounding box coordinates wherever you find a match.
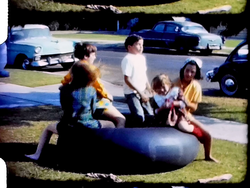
[0,42,9,77]
[56,124,200,175]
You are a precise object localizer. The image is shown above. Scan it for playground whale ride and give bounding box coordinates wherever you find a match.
[56,126,200,174]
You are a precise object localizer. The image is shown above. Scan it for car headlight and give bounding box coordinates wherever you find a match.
[34,46,42,54]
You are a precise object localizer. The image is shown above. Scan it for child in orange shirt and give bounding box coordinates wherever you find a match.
[62,42,125,128]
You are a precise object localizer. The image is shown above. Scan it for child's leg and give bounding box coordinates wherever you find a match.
[141,100,154,116]
[25,122,58,160]
[177,118,194,133]
[125,93,145,125]
[102,106,126,128]
[99,119,116,128]
[190,118,219,163]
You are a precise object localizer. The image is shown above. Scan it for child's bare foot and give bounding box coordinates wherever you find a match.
[25,154,40,161]
[205,156,219,163]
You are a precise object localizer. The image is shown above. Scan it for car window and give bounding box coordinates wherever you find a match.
[237,44,248,57]
[153,23,165,32]
[10,28,51,41]
[231,44,248,64]
[10,31,25,41]
[165,24,179,33]
[182,26,208,34]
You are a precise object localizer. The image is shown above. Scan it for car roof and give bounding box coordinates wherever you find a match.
[157,20,202,27]
[11,24,49,30]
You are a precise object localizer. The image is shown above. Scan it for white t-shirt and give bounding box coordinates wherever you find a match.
[153,87,186,112]
[121,53,148,94]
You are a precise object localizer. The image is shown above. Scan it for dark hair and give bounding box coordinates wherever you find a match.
[74,42,97,60]
[124,34,143,50]
[180,61,203,80]
[70,61,99,89]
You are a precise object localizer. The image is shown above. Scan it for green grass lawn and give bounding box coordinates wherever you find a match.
[0,69,63,87]
[224,39,244,48]
[11,0,247,14]
[0,106,247,184]
[53,33,127,41]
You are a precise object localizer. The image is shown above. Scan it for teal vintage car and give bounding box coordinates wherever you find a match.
[132,20,223,55]
[7,24,78,70]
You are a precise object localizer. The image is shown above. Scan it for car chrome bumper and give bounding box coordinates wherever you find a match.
[194,45,221,50]
[30,56,78,67]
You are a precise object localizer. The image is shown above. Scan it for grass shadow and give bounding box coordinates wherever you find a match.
[0,106,62,127]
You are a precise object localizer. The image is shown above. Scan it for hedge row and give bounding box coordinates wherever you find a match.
[8,7,246,36]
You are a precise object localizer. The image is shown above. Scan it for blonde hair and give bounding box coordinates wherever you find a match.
[151,73,172,91]
[70,61,100,89]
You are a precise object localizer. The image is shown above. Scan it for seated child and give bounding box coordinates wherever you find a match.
[151,74,198,133]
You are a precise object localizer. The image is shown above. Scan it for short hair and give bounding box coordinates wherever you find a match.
[74,42,97,60]
[151,73,172,91]
[180,61,203,80]
[124,34,143,50]
[70,61,99,89]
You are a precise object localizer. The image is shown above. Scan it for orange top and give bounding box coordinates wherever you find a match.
[61,60,109,99]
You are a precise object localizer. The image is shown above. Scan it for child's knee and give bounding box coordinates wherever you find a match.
[178,120,194,133]
[192,126,207,143]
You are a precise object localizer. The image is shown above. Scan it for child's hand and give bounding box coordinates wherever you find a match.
[167,108,178,126]
[139,92,149,103]
[164,100,172,109]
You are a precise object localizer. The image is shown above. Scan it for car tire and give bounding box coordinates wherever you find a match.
[14,55,31,70]
[177,46,189,54]
[61,63,74,70]
[219,74,240,96]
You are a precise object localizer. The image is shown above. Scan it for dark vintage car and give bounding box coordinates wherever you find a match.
[206,40,248,97]
[132,20,223,55]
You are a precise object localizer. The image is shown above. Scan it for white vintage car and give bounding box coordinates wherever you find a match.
[7,24,78,70]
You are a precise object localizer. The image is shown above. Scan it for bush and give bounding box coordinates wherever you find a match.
[48,21,60,31]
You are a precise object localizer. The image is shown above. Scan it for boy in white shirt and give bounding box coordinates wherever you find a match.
[121,34,154,126]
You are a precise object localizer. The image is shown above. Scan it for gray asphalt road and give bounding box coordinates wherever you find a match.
[39,49,227,97]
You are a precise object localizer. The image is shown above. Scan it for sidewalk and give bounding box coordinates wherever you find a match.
[0,80,248,144]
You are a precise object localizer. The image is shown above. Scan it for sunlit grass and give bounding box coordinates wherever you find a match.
[10,0,247,14]
[0,119,247,183]
[53,33,127,41]
[0,69,63,87]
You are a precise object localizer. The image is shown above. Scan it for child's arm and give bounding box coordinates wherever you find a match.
[145,80,154,95]
[124,75,149,103]
[92,78,113,101]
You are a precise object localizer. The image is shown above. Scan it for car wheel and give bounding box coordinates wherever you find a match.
[219,74,239,96]
[22,59,31,70]
[14,55,31,70]
[177,46,189,54]
[61,63,73,70]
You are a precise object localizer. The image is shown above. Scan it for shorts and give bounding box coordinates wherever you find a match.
[192,126,205,143]
[96,98,111,109]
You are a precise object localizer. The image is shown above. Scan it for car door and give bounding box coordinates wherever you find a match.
[147,23,166,47]
[231,43,248,78]
[161,23,179,48]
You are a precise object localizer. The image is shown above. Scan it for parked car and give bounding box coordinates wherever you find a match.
[6,24,78,70]
[132,20,223,55]
[206,40,248,97]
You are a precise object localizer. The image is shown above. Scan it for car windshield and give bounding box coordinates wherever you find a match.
[10,28,51,41]
[182,26,208,34]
